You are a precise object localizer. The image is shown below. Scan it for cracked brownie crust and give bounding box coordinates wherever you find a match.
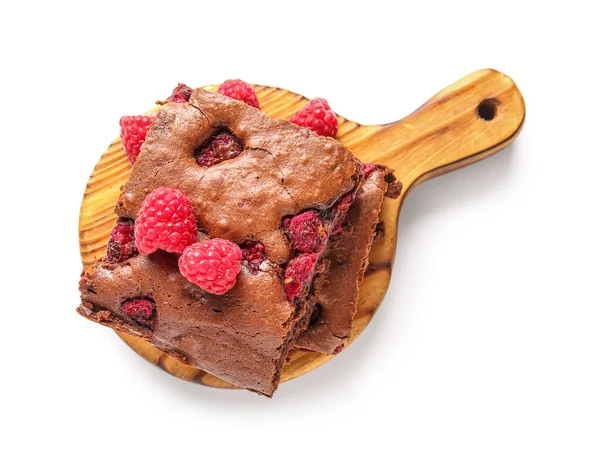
[116,89,359,263]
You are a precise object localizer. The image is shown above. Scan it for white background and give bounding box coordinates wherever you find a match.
[1,1,598,456]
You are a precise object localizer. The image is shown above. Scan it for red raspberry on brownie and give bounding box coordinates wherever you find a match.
[134,187,197,255]
[290,97,338,138]
[218,79,259,108]
[178,239,243,295]
[119,114,156,164]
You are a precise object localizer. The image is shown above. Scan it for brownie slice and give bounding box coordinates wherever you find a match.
[80,251,298,395]
[294,166,400,354]
[115,89,360,263]
[78,89,362,396]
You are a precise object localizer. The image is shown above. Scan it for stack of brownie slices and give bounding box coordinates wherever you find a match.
[78,88,400,396]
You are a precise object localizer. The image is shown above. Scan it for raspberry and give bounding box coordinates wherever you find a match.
[106,219,138,263]
[218,79,259,108]
[361,162,379,179]
[134,187,197,255]
[167,83,193,103]
[239,240,266,271]
[283,253,319,300]
[290,98,338,138]
[122,298,155,326]
[195,130,243,167]
[333,192,354,215]
[284,211,328,253]
[330,192,354,235]
[333,343,344,354]
[331,222,345,236]
[178,239,243,295]
[119,114,156,164]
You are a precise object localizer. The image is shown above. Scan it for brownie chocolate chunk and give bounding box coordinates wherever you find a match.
[78,89,362,396]
[295,167,400,354]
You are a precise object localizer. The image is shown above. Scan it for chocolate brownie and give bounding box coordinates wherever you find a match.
[78,89,362,396]
[80,251,298,395]
[116,89,360,263]
[294,167,400,354]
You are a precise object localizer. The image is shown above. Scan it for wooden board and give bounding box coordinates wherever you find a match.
[79,69,525,389]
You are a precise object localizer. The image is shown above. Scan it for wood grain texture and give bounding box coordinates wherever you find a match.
[79,69,525,389]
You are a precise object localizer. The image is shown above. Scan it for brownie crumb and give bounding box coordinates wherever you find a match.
[96,310,111,321]
[78,305,92,316]
[384,174,402,199]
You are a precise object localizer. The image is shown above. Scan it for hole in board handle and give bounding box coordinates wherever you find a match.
[477,98,499,121]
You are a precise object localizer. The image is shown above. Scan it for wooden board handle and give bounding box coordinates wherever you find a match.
[345,69,525,195]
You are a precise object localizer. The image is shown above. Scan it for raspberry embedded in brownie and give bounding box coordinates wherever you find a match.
[121,297,155,327]
[106,218,138,263]
[283,210,328,253]
[294,166,400,354]
[78,88,362,396]
[239,240,267,272]
[195,130,243,167]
